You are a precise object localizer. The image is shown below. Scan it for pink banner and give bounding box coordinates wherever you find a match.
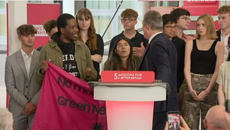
[32,62,107,130]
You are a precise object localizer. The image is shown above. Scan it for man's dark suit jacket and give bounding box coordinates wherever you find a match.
[216,30,230,61]
[139,33,178,113]
[172,36,185,92]
[216,30,221,41]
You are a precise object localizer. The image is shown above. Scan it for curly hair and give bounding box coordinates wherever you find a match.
[43,19,57,33]
[217,5,230,15]
[75,8,97,50]
[104,37,140,71]
[17,24,37,36]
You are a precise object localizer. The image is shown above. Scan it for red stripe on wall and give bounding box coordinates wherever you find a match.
[6,3,8,108]
[183,1,219,16]
[188,21,220,30]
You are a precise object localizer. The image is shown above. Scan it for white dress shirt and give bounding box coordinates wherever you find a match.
[148,32,162,45]
[220,31,230,61]
[21,49,34,77]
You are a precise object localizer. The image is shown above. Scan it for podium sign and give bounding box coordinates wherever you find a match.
[101,71,155,83]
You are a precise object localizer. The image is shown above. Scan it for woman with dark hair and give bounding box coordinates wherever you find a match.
[75,8,104,80]
[182,14,224,130]
[104,37,140,71]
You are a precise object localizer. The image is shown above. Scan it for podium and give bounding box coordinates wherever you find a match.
[89,82,170,130]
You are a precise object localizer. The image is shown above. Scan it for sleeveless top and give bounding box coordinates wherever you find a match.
[191,39,217,74]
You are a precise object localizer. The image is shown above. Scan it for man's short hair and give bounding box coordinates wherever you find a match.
[121,8,138,19]
[143,10,162,31]
[217,5,230,15]
[0,108,13,130]
[43,19,57,33]
[16,24,37,36]
[57,13,75,34]
[162,14,177,26]
[170,8,190,21]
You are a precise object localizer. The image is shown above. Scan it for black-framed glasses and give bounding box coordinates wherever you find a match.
[121,18,136,23]
[164,25,177,29]
[180,17,191,21]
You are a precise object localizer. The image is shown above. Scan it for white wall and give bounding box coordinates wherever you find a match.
[0,87,6,108]
[63,0,75,16]
[8,1,27,55]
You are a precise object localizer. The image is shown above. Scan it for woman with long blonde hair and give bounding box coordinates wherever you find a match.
[182,14,224,130]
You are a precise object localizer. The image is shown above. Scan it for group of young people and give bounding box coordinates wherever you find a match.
[5,8,103,130]
[163,5,230,130]
[104,5,230,130]
[4,4,230,130]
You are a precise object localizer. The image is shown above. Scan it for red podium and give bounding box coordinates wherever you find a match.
[89,71,170,130]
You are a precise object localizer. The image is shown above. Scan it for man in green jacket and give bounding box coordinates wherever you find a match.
[36,13,97,85]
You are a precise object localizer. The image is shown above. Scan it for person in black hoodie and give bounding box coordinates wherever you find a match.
[35,13,97,85]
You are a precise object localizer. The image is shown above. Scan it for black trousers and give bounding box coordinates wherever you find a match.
[152,112,167,130]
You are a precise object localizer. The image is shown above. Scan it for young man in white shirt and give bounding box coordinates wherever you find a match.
[216,5,230,61]
[5,24,41,130]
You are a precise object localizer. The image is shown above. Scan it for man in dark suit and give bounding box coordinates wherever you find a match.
[139,10,178,130]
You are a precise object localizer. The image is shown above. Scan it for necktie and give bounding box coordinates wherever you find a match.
[145,42,149,48]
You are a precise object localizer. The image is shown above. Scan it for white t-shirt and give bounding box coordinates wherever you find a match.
[21,49,34,77]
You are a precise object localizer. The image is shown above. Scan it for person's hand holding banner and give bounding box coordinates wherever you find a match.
[40,60,48,75]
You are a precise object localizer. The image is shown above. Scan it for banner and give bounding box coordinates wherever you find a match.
[32,62,107,130]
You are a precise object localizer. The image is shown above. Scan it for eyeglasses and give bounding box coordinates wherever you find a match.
[164,25,177,29]
[121,18,136,23]
[180,17,191,21]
